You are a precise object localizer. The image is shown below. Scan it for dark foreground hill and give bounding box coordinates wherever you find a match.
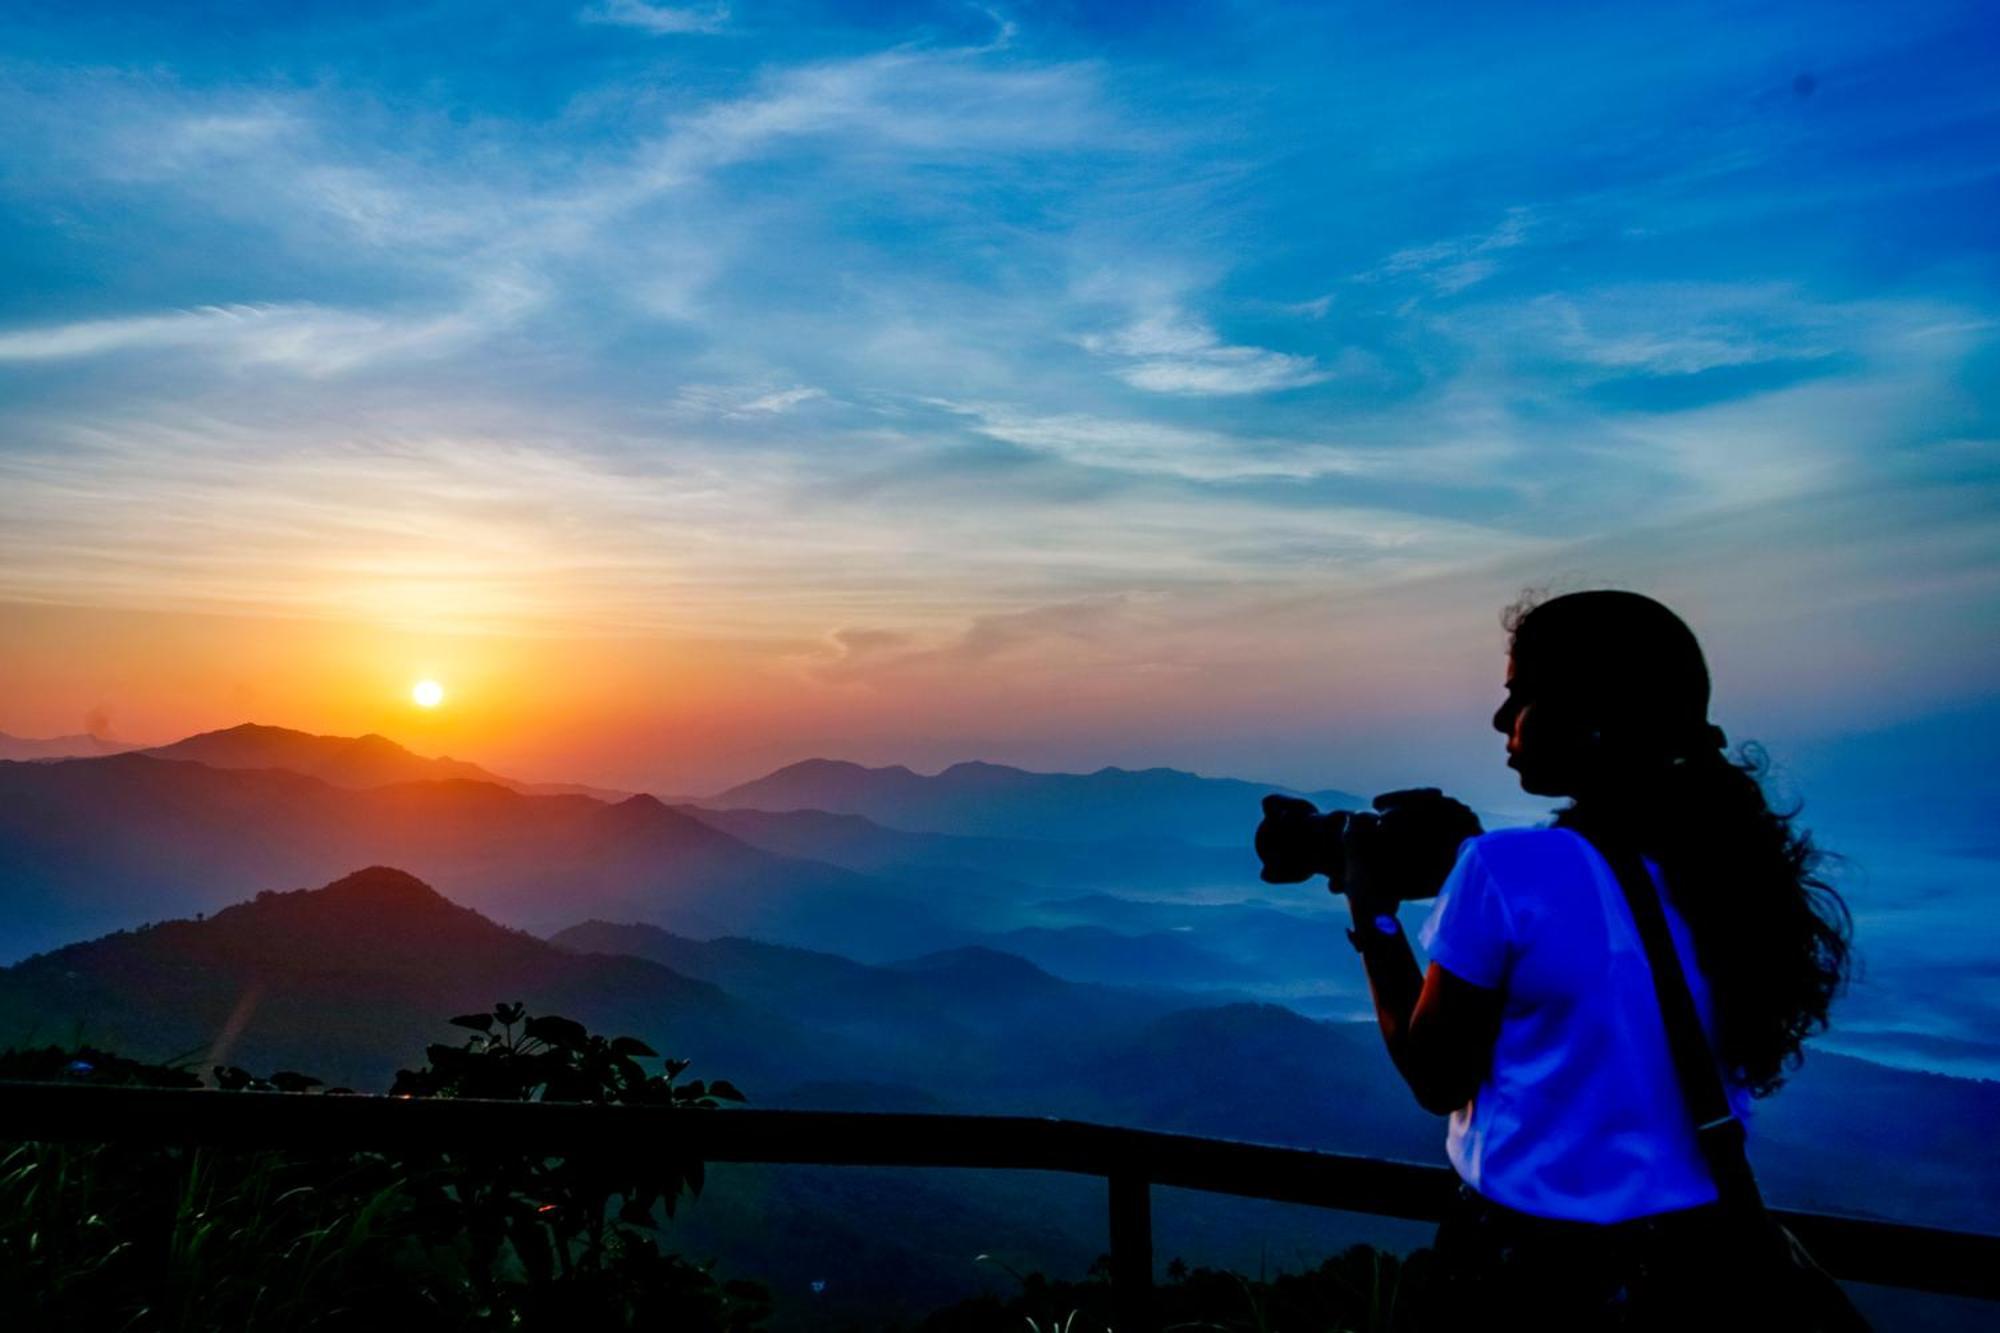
[704,757,1363,846]
[0,867,832,1091]
[0,754,982,961]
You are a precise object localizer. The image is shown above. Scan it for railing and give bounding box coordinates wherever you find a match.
[5,1084,1998,1328]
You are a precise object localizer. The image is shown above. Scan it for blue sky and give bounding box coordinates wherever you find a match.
[0,0,1996,807]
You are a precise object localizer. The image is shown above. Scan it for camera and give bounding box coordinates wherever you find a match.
[1254,795,1353,884]
[1254,788,1483,899]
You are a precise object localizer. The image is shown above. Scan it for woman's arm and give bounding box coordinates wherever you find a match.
[1351,915,1505,1115]
[1342,810,1505,1116]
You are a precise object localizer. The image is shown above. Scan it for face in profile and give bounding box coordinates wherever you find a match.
[1495,591,1717,800]
[1493,652,1594,798]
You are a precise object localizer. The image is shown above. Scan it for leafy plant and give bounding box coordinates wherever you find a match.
[385,1001,754,1328]
[0,1005,767,1332]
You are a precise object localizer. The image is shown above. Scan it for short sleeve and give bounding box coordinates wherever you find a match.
[1415,837,1514,990]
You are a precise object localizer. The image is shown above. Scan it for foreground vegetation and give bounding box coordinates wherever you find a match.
[0,1005,1457,1331]
[0,1005,768,1331]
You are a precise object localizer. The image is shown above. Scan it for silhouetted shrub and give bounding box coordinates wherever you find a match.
[0,1004,767,1332]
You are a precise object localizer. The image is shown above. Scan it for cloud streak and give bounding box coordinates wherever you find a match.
[0,286,538,375]
[578,1,730,35]
[1360,208,1537,295]
[1080,310,1332,395]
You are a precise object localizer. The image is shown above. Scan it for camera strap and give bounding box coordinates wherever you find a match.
[1566,828,1873,1330]
[1575,831,1763,1214]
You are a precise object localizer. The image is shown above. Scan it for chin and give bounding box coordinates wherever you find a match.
[1514,769,1563,798]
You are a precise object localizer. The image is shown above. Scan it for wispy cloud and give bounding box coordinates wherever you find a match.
[578,1,729,35]
[935,401,1353,481]
[674,383,832,416]
[0,384,1552,641]
[1079,310,1331,395]
[0,285,538,375]
[1360,207,1536,295]
[0,40,1116,382]
[809,596,1140,683]
[1472,284,1980,378]
[930,395,1544,491]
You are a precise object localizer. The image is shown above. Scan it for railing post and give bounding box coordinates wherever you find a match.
[1108,1172,1154,1333]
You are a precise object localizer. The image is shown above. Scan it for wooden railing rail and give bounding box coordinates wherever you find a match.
[3,1084,1995,1327]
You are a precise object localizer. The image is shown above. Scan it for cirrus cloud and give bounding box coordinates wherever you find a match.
[1079,310,1332,396]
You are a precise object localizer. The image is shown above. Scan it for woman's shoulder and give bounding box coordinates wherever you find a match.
[1468,823,1583,855]
[1470,822,1571,844]
[1462,825,1592,880]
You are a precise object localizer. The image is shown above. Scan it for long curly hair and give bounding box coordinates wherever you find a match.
[1503,589,1854,1099]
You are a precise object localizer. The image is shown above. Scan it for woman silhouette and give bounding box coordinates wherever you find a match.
[1335,589,1855,1329]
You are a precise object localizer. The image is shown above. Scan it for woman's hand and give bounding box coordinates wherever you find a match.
[1340,788,1483,919]
[1338,812,1399,922]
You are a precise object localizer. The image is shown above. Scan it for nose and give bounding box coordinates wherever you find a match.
[1493,701,1513,735]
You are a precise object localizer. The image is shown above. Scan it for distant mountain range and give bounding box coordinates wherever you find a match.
[0,724,1351,968]
[682,804,1257,895]
[85,725,1356,856]
[0,730,136,761]
[142,722,513,789]
[667,807,1352,993]
[706,757,1363,846]
[138,722,637,801]
[0,752,977,962]
[70,720,1358,858]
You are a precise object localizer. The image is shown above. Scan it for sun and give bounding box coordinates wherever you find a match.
[411,679,446,709]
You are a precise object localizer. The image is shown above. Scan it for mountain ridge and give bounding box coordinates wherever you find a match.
[0,753,974,962]
[0,730,137,761]
[144,723,524,792]
[0,864,833,1090]
[707,755,1364,846]
[73,720,1376,853]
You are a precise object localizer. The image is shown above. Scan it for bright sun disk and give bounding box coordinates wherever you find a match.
[412,680,445,708]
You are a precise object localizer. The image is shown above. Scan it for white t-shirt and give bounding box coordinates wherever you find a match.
[1415,824,1757,1223]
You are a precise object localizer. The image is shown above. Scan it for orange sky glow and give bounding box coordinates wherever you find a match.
[5,473,1991,807]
